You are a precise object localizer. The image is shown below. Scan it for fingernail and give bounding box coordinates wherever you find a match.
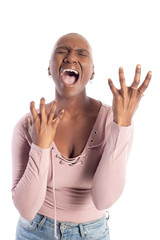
[148,71,152,79]
[137,64,141,69]
[119,67,123,72]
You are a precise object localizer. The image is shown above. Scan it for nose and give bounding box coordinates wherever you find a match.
[63,51,78,64]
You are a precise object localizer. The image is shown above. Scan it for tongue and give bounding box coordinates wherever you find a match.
[61,74,76,85]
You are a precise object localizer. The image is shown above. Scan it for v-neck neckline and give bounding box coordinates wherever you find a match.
[52,102,103,161]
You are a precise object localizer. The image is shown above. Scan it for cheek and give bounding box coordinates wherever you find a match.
[83,60,93,79]
[50,57,60,79]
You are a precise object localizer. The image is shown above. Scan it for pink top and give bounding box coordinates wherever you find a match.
[11,103,133,239]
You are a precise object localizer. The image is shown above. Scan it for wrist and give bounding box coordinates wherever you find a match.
[33,141,51,149]
[113,119,131,126]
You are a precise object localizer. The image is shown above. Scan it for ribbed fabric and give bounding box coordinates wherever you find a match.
[11,103,133,238]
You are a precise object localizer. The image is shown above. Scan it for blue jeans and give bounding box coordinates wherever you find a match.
[16,213,110,240]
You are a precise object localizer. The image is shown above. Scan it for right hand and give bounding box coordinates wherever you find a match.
[28,97,64,148]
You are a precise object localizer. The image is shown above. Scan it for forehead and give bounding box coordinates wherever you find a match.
[53,34,92,53]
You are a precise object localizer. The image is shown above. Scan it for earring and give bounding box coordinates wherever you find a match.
[89,79,93,84]
[90,73,95,83]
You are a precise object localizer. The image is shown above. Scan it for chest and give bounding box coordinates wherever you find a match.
[53,115,97,158]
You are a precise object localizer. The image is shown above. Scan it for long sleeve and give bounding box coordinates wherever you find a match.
[11,116,51,220]
[91,119,133,210]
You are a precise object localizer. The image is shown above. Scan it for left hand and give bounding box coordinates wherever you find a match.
[108,64,152,126]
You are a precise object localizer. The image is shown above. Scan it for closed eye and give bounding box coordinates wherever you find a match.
[78,53,88,56]
[56,51,67,54]
[77,50,89,57]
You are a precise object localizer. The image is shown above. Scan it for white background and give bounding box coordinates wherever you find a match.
[0,0,160,239]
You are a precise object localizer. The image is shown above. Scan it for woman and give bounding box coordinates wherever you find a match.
[12,33,152,240]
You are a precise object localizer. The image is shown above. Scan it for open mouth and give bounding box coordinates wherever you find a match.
[60,69,79,86]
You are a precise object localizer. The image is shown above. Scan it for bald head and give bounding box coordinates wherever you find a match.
[51,33,93,59]
[48,32,95,96]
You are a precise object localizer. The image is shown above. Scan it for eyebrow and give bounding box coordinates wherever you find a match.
[55,46,90,54]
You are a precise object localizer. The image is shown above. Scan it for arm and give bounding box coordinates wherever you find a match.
[91,120,133,210]
[11,98,64,220]
[91,64,151,210]
[11,117,51,220]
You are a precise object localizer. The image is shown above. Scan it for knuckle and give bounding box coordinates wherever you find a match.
[51,102,57,110]
[143,82,148,88]
[136,68,141,73]
[34,115,40,122]
[52,120,58,128]
[120,77,124,82]
[113,89,117,95]
[53,100,57,105]
[133,80,139,86]
[109,83,113,89]
[116,93,121,99]
[51,110,55,116]
[51,108,56,115]
[40,98,45,106]
[120,79,125,84]
[30,105,34,111]
[40,103,45,109]
[147,74,152,80]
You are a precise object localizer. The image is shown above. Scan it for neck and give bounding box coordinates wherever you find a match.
[55,89,91,117]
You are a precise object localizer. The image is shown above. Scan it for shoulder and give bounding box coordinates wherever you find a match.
[89,97,112,114]
[101,102,112,112]
[89,97,113,122]
[13,112,30,131]
[12,101,52,145]
[12,112,32,146]
[100,102,113,121]
[13,100,52,132]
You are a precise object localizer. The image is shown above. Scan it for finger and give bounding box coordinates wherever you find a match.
[108,78,118,96]
[131,64,141,88]
[119,67,127,94]
[40,97,46,123]
[52,109,64,129]
[48,100,57,124]
[138,71,152,93]
[30,101,40,122]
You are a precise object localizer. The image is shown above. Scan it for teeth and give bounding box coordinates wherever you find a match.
[63,69,79,75]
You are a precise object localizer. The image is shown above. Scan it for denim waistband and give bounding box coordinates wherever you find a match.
[35,212,109,227]
[26,212,110,239]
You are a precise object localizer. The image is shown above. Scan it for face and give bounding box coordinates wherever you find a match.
[48,33,94,97]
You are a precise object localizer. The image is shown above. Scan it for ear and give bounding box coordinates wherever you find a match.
[90,65,95,80]
[48,66,51,76]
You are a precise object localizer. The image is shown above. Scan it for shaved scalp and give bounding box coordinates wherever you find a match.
[56,32,91,45]
[51,32,93,58]
[60,32,84,38]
